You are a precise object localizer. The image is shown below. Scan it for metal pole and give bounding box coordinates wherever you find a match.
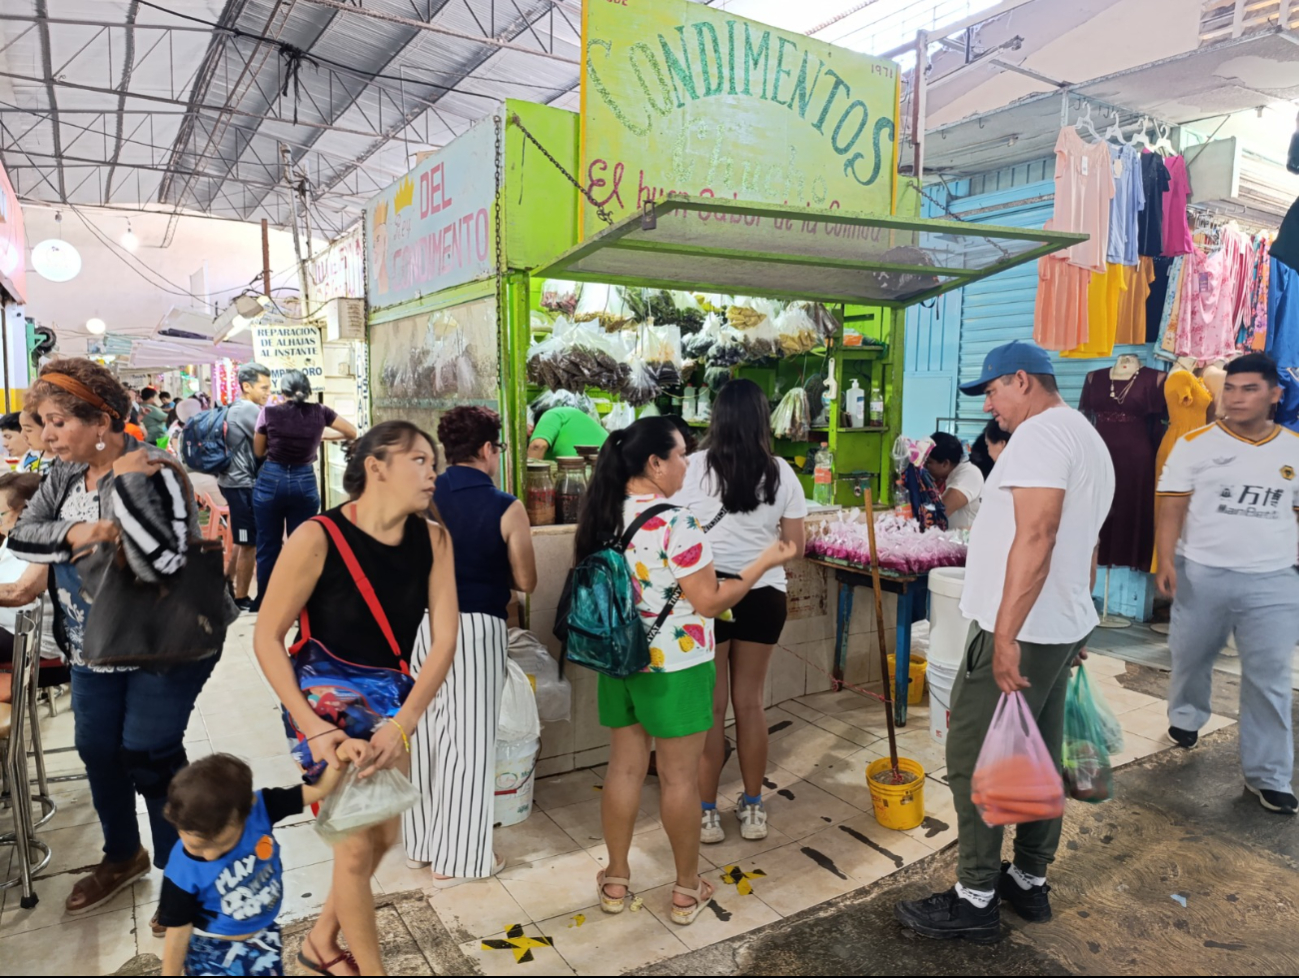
[280,143,309,315]
[912,29,928,182]
[261,218,271,297]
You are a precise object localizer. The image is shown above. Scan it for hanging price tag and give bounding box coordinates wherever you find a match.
[1081,155,1090,177]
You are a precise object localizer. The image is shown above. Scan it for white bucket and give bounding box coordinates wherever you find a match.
[494,737,540,828]
[928,659,959,746]
[927,567,970,668]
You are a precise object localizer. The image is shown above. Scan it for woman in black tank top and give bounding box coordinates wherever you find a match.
[254,422,458,977]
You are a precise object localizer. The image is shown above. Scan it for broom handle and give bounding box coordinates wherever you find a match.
[862,486,900,774]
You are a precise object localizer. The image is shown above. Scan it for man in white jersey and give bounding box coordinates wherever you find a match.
[896,340,1115,944]
[1155,352,1299,815]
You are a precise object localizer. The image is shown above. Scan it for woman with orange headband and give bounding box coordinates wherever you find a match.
[8,358,231,938]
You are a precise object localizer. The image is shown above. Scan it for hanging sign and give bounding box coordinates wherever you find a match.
[309,228,365,303]
[252,322,324,386]
[364,118,497,311]
[580,0,898,237]
[0,163,25,303]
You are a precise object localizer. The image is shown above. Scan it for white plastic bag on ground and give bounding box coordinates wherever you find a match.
[509,628,572,724]
[498,658,542,743]
[314,766,420,845]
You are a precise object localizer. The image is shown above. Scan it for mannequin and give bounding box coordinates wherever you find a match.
[1081,359,1164,570]
[1153,357,1214,573]
[1202,358,1227,411]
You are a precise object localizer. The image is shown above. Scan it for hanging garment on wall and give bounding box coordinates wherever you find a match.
[1049,127,1117,272]
[1241,237,1271,351]
[1225,225,1254,332]
[1116,258,1156,345]
[1177,235,1245,362]
[1080,367,1165,570]
[1268,257,1299,432]
[1161,156,1195,257]
[1106,144,1145,266]
[1271,195,1299,273]
[1062,264,1126,358]
[1146,256,1174,343]
[1157,256,1187,359]
[1035,258,1092,351]
[1137,152,1171,258]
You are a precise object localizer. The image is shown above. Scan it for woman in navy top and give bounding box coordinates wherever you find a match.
[403,406,537,885]
[251,370,356,608]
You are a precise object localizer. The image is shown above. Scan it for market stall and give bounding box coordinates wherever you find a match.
[361,0,1084,773]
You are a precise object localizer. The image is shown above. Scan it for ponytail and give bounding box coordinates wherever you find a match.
[573,418,679,563]
[279,369,313,406]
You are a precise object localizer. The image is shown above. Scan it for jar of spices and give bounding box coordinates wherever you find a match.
[525,460,556,526]
[555,456,589,525]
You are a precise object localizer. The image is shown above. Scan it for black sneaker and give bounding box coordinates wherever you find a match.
[1247,785,1298,814]
[234,597,256,613]
[894,888,1001,944]
[997,862,1052,922]
[1168,726,1198,749]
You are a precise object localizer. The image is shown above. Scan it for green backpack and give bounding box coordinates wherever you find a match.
[558,503,681,679]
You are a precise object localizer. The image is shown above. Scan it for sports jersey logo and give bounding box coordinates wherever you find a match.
[1282,465,1295,481]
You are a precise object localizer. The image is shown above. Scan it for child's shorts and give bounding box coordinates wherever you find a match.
[185,923,282,976]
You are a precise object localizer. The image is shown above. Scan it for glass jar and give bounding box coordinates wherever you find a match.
[525,460,556,526]
[555,456,589,525]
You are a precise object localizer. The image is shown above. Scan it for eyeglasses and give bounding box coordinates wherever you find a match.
[493,441,508,452]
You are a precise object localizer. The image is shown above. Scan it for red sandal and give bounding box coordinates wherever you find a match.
[297,936,358,976]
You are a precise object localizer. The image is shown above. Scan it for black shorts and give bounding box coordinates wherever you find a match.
[223,486,257,546]
[715,586,788,646]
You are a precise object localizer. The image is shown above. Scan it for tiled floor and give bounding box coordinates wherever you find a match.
[0,619,1236,976]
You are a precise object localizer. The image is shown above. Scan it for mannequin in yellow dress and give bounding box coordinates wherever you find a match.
[1152,356,1213,576]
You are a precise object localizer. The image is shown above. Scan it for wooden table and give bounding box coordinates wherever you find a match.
[808,559,927,728]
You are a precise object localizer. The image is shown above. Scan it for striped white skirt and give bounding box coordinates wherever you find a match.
[403,612,508,877]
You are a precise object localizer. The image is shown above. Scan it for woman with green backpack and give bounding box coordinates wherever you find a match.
[572,417,796,926]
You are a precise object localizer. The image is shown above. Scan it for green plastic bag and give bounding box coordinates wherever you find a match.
[1089,670,1125,754]
[1063,664,1114,804]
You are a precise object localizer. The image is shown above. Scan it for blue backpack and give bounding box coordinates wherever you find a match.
[557,503,681,678]
[180,406,233,474]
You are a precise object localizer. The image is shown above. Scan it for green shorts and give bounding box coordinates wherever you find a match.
[598,661,716,739]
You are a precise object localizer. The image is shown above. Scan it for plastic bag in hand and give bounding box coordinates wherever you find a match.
[1062,666,1115,803]
[971,691,1066,827]
[314,766,420,845]
[509,628,571,724]
[1085,665,1125,754]
[499,658,541,743]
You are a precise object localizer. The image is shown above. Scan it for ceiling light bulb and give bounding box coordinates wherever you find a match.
[121,226,139,251]
[31,239,82,282]
[86,318,107,335]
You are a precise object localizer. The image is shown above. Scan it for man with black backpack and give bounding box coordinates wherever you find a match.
[221,363,272,611]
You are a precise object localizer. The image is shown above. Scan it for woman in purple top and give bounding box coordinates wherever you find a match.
[252,370,357,607]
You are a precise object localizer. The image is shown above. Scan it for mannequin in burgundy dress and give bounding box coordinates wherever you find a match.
[1079,357,1166,570]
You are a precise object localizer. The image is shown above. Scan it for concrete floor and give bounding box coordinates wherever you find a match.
[627,663,1299,977]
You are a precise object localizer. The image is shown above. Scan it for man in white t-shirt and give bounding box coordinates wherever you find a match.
[896,340,1115,944]
[925,432,984,531]
[1155,353,1299,816]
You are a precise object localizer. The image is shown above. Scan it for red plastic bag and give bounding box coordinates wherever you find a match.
[971,691,1066,827]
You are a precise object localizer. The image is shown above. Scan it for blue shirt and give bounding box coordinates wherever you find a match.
[433,466,517,619]
[158,788,301,936]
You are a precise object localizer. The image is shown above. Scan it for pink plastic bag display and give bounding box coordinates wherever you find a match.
[970,692,1066,827]
[804,510,967,573]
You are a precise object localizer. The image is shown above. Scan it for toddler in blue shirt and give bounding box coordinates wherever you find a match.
[157,749,362,976]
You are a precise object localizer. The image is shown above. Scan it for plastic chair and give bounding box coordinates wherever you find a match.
[1,608,54,908]
[199,492,233,565]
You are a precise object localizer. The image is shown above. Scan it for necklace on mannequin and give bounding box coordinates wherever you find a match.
[1110,374,1139,405]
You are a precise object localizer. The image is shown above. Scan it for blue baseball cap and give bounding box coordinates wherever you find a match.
[959,340,1055,396]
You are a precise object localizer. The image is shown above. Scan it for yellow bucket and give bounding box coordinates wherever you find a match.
[866,757,926,831]
[887,654,928,705]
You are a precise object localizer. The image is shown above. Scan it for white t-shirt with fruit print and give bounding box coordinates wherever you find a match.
[621,494,716,674]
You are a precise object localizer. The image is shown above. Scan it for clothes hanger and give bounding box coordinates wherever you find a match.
[1074,103,1102,142]
[1103,110,1126,145]
[1153,121,1176,157]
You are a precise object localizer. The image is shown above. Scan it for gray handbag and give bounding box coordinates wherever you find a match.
[80,459,239,668]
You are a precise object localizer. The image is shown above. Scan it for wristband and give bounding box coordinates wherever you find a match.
[388,717,411,753]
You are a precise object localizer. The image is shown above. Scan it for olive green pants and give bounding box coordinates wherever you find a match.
[945,624,1086,891]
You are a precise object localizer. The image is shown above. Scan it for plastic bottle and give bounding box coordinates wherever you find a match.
[869,378,885,426]
[845,379,865,429]
[682,385,697,422]
[813,442,834,505]
[696,386,712,423]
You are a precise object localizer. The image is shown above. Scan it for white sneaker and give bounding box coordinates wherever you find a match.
[406,858,431,870]
[700,807,725,844]
[736,794,768,841]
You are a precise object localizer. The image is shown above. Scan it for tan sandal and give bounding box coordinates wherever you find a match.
[670,877,715,926]
[597,871,632,914]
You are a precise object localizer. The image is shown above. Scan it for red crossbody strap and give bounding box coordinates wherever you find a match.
[310,514,407,671]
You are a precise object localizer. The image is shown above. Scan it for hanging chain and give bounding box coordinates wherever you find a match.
[509,112,614,227]
[494,114,505,285]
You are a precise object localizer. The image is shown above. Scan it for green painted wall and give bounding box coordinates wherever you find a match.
[504,100,580,272]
